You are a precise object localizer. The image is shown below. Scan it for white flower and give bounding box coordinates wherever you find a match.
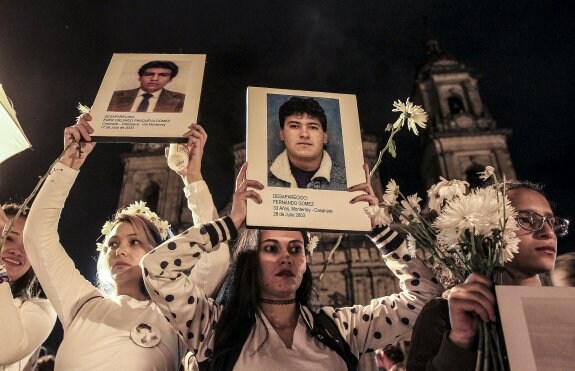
[427,177,469,212]
[406,234,417,258]
[100,201,171,243]
[400,194,422,224]
[498,195,520,263]
[383,179,399,206]
[307,236,320,255]
[391,98,428,135]
[500,232,520,263]
[100,220,116,236]
[478,166,495,181]
[364,205,393,226]
[434,187,502,246]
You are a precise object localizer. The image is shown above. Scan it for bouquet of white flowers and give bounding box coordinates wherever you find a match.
[366,166,517,371]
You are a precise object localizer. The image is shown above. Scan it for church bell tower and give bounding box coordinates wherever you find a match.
[416,40,516,188]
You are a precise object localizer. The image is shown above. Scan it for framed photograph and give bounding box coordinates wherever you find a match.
[89,53,205,143]
[246,86,371,233]
[496,286,575,371]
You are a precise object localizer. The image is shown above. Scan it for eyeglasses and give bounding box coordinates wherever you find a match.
[515,211,569,237]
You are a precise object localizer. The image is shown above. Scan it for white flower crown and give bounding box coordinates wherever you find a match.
[100,201,171,242]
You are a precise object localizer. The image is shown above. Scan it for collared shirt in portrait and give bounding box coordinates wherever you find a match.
[130,89,162,112]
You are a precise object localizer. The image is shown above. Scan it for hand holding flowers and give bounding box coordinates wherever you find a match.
[365,166,517,370]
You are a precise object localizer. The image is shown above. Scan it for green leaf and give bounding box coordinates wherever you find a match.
[385,123,393,132]
[389,139,397,158]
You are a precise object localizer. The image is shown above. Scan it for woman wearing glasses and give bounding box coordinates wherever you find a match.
[406,180,569,371]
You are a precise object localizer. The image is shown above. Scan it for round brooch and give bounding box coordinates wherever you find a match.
[130,323,161,348]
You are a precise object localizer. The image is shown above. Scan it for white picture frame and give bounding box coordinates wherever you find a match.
[496,285,575,371]
[89,53,205,143]
[246,86,371,233]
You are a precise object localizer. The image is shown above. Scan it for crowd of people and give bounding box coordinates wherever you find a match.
[1,108,572,371]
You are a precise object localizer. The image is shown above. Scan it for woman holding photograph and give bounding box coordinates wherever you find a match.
[22,115,229,370]
[142,164,443,370]
[1,204,56,370]
[406,181,569,371]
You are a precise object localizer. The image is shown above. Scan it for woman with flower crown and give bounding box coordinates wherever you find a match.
[406,180,569,371]
[22,114,230,370]
[141,163,443,371]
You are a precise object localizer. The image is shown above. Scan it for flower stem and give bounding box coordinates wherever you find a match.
[369,128,399,179]
[0,141,76,249]
[475,320,484,371]
[318,233,343,281]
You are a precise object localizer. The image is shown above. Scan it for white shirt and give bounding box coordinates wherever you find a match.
[24,163,229,370]
[143,218,443,369]
[0,284,56,370]
[130,89,162,112]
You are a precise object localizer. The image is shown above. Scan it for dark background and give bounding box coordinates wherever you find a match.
[1,0,574,351]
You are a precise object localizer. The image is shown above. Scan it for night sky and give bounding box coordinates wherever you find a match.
[1,0,574,351]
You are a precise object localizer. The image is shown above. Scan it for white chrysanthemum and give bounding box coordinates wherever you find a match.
[478,166,495,181]
[391,98,428,135]
[500,233,520,263]
[364,205,393,226]
[383,179,399,206]
[498,195,520,263]
[100,220,116,236]
[400,194,422,224]
[307,236,320,255]
[434,187,502,246]
[406,234,417,258]
[427,177,469,212]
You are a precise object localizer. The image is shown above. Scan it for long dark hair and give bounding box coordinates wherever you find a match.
[210,229,315,370]
[2,203,46,299]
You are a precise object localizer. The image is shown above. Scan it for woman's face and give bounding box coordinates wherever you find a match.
[257,230,307,300]
[1,216,31,281]
[105,222,154,285]
[506,188,558,278]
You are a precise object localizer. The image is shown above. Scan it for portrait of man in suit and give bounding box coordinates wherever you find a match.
[107,60,186,113]
[268,96,347,191]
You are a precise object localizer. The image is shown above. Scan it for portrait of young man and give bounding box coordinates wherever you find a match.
[107,60,186,113]
[267,95,347,191]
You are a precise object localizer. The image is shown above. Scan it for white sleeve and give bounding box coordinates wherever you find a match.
[183,180,230,298]
[0,284,57,364]
[321,225,443,357]
[182,180,219,225]
[23,163,102,329]
[142,217,237,358]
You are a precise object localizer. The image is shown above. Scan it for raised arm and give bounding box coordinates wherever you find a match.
[23,114,101,328]
[141,217,236,355]
[167,124,217,224]
[169,124,230,296]
[142,163,262,355]
[322,165,443,356]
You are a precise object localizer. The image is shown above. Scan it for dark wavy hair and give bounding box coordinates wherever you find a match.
[2,203,45,299]
[505,179,558,213]
[505,179,545,195]
[278,96,327,131]
[383,343,405,364]
[210,229,315,370]
[138,60,179,78]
